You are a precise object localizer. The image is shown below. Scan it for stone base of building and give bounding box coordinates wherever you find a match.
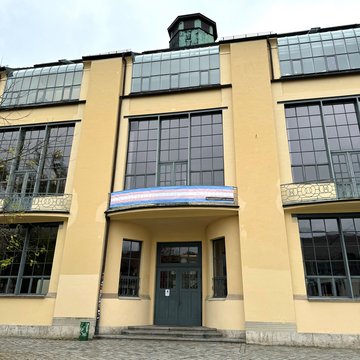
[0,318,96,339]
[1,321,359,349]
[97,326,127,335]
[245,322,360,349]
[218,329,246,340]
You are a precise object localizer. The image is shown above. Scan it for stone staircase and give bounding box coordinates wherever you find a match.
[96,325,244,343]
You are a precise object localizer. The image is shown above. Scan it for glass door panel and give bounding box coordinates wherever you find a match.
[332,151,360,198]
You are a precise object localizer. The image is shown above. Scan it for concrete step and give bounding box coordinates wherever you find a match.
[124,325,222,338]
[95,326,245,343]
[127,325,217,331]
[95,334,244,343]
[122,329,222,338]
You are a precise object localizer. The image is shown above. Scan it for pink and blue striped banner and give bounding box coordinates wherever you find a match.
[110,186,235,209]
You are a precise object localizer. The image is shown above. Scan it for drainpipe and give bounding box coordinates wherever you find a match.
[266,37,275,81]
[95,53,128,336]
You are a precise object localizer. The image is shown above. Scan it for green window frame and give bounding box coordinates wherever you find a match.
[0,123,75,196]
[131,46,220,93]
[0,224,58,295]
[1,64,83,108]
[125,111,224,190]
[299,216,360,298]
[285,99,360,186]
[278,28,360,76]
[119,240,142,297]
[213,238,227,298]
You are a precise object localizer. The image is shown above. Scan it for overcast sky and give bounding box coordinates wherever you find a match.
[1,0,359,68]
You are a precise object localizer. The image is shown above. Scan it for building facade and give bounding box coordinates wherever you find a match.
[0,14,359,348]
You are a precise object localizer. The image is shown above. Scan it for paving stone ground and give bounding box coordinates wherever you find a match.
[0,337,360,360]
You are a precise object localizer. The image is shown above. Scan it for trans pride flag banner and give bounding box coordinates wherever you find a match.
[109,186,235,209]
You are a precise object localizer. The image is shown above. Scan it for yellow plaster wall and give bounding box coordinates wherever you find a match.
[64,122,81,195]
[0,72,6,97]
[284,214,307,297]
[285,211,360,334]
[53,58,123,320]
[113,48,235,192]
[274,75,360,103]
[295,301,360,334]
[272,50,360,334]
[220,44,232,84]
[269,38,281,79]
[204,215,244,330]
[101,298,151,326]
[273,75,360,186]
[205,300,245,330]
[231,40,296,324]
[48,223,67,294]
[114,89,234,191]
[102,221,151,295]
[205,216,243,296]
[99,220,152,327]
[53,274,100,318]
[0,105,84,127]
[100,214,246,330]
[0,299,55,325]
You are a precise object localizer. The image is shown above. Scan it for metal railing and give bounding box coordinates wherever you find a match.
[118,276,140,297]
[213,276,227,298]
[281,178,360,205]
[0,193,72,213]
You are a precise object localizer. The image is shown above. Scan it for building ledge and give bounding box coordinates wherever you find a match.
[107,205,238,225]
[272,69,360,82]
[123,84,231,99]
[0,100,86,112]
[0,294,47,299]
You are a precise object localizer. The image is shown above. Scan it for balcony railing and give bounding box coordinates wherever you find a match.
[0,193,72,213]
[281,178,360,205]
[109,186,238,211]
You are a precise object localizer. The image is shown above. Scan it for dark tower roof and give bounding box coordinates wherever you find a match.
[167,13,218,49]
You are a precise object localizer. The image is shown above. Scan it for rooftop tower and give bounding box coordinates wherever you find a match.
[168,13,218,49]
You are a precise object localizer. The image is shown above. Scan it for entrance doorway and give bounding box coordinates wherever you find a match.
[154,242,202,326]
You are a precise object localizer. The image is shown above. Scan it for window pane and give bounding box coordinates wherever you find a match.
[306,278,319,296]
[213,238,227,298]
[1,64,83,108]
[278,29,360,77]
[280,61,292,76]
[337,54,350,70]
[349,53,360,69]
[125,112,223,189]
[119,240,142,297]
[299,216,360,298]
[302,58,315,74]
[0,225,57,295]
[314,57,326,72]
[131,46,219,92]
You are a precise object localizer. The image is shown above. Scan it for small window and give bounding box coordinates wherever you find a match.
[213,238,227,298]
[119,240,142,297]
